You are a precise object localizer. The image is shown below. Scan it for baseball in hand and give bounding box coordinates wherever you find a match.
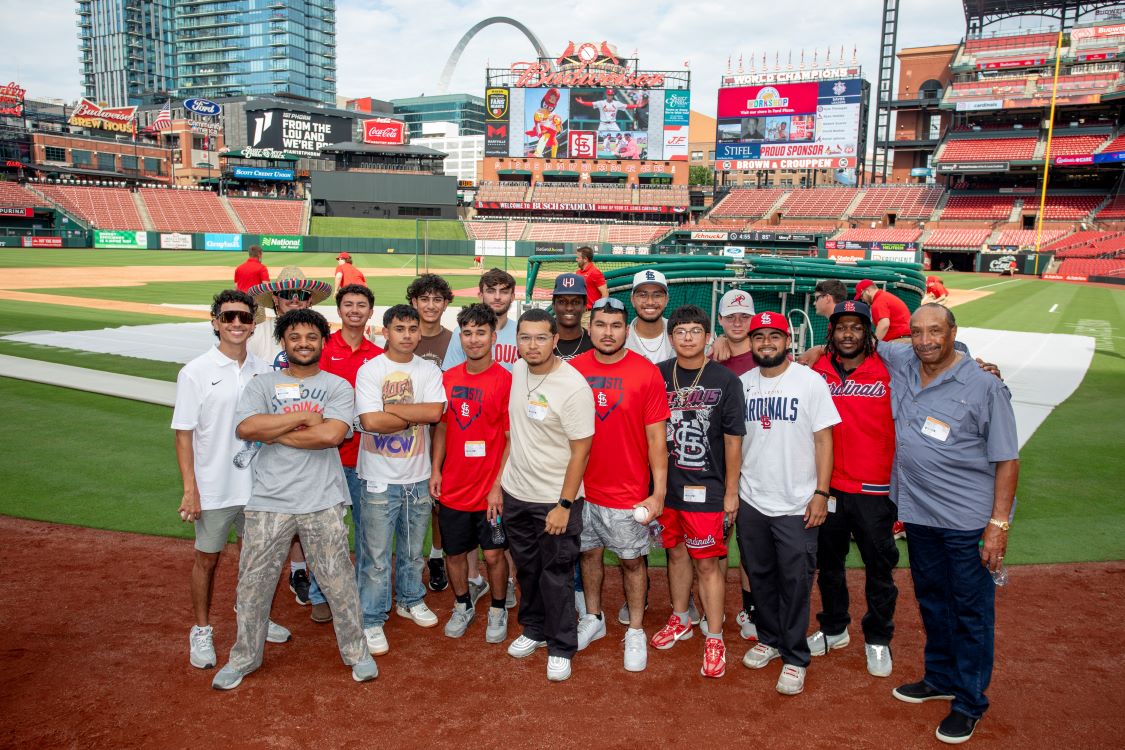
[180,510,189,521]
[633,506,648,524]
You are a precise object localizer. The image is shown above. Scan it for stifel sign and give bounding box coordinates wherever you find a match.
[68,98,136,134]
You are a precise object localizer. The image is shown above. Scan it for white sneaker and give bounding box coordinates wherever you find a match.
[508,634,547,658]
[736,610,758,641]
[576,613,607,651]
[866,643,893,677]
[623,628,647,672]
[547,655,572,681]
[266,620,291,643]
[742,642,780,669]
[807,629,850,656]
[485,607,508,644]
[776,664,807,695]
[396,602,439,628]
[364,625,389,655]
[189,625,216,669]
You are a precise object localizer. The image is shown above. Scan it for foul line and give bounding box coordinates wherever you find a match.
[1049,304,1059,313]
[968,278,1023,291]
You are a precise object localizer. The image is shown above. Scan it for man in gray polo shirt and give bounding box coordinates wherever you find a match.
[879,304,1019,745]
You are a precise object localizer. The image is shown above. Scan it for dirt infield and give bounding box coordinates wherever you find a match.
[0,516,1119,749]
[946,288,991,307]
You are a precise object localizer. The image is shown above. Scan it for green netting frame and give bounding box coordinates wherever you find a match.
[525,254,926,352]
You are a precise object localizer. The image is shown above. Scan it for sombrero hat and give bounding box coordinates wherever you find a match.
[248,266,332,310]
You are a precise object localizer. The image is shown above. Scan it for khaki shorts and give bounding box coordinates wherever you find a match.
[194,505,245,553]
[580,501,650,559]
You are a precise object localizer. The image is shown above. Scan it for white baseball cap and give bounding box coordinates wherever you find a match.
[631,268,668,291]
[719,289,756,317]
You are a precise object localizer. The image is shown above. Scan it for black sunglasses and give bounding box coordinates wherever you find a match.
[277,289,312,302]
[217,310,254,324]
[591,297,626,311]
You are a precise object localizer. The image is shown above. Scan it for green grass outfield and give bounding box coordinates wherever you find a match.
[0,248,477,269]
[309,217,467,240]
[0,267,1122,565]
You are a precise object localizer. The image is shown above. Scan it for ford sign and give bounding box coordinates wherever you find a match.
[184,98,221,117]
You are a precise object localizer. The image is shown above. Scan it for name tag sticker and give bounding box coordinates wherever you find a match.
[366,479,388,493]
[275,383,301,400]
[464,441,486,458]
[526,395,548,421]
[922,416,951,442]
[827,497,837,513]
[683,486,707,504]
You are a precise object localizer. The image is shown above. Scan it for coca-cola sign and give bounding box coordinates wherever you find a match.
[0,81,25,117]
[68,98,137,134]
[362,117,405,145]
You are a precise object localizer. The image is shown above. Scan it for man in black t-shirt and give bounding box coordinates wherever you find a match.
[649,305,746,679]
[551,273,595,361]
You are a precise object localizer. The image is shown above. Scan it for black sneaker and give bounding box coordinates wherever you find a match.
[893,680,955,704]
[427,558,448,592]
[289,569,311,606]
[936,710,978,744]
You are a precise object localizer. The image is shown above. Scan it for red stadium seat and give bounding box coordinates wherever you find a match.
[227,198,304,234]
[924,228,992,249]
[37,185,145,229]
[139,189,237,233]
[940,195,1018,220]
[937,137,1038,162]
[710,189,788,218]
[850,186,944,219]
[778,189,858,219]
[835,228,923,243]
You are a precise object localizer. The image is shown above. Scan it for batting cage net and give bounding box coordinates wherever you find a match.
[523,254,926,352]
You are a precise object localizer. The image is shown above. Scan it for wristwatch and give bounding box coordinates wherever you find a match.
[988,518,1011,531]
[813,489,831,499]
[557,498,573,509]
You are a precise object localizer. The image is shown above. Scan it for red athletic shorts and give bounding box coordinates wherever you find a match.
[659,507,727,559]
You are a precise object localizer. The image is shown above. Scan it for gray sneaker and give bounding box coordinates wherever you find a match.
[211,663,247,690]
[687,596,701,626]
[189,624,216,669]
[505,578,517,609]
[485,607,508,644]
[866,643,893,677]
[351,655,378,682]
[617,600,650,626]
[468,580,490,607]
[444,601,476,638]
[808,629,850,656]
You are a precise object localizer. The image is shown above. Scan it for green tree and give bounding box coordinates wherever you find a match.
[689,165,713,186]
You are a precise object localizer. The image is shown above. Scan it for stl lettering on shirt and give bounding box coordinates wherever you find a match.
[275,383,301,400]
[526,394,549,421]
[464,440,486,458]
[921,416,951,442]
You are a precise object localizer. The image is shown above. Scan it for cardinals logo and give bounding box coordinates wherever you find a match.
[586,376,624,422]
[451,385,483,430]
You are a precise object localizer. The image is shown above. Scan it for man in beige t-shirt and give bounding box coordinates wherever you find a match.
[499,309,594,683]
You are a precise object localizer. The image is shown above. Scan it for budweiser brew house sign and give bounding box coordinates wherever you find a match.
[68,99,137,134]
[362,118,406,145]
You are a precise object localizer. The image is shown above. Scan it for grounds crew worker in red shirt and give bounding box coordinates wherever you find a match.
[855,279,911,342]
[807,300,898,679]
[335,252,367,289]
[233,245,269,292]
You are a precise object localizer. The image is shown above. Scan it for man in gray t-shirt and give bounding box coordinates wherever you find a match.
[212,309,377,690]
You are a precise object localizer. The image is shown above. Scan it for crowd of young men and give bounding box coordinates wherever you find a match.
[178,256,1018,745]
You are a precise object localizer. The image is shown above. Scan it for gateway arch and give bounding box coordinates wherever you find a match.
[437,17,550,93]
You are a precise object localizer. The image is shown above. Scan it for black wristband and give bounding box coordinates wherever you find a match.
[557,498,573,509]
[813,490,831,499]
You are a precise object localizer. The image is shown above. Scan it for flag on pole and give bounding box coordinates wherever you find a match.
[149,101,172,133]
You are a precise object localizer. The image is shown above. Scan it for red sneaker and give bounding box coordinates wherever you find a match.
[650,614,693,650]
[701,637,726,678]
[893,521,906,540]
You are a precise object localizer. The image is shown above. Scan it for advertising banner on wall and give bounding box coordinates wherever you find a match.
[0,206,33,217]
[69,99,137,135]
[260,235,304,252]
[204,233,242,251]
[94,230,148,249]
[361,117,406,145]
[231,166,296,181]
[484,87,511,157]
[0,82,25,117]
[21,236,63,248]
[714,79,862,168]
[870,249,918,263]
[828,247,865,263]
[160,233,193,249]
[246,108,354,158]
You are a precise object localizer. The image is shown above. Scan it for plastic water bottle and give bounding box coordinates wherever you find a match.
[489,516,506,545]
[991,564,1009,587]
[648,521,664,549]
[233,440,262,469]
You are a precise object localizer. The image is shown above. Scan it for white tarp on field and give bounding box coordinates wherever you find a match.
[4,319,1095,449]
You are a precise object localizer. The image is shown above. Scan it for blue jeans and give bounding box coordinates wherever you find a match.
[310,468,367,608]
[359,480,431,627]
[905,522,995,719]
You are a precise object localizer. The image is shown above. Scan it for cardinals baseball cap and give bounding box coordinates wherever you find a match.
[830,300,872,325]
[552,273,588,297]
[632,269,668,290]
[719,289,756,316]
[854,279,875,300]
[748,311,789,335]
[336,252,351,260]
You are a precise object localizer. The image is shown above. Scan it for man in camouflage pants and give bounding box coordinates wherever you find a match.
[211,308,377,689]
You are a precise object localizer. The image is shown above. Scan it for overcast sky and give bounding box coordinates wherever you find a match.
[0,0,1063,114]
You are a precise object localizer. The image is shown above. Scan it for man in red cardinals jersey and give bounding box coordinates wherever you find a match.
[807,300,898,679]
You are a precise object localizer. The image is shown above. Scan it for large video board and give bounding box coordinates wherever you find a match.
[714,79,863,169]
[484,86,689,161]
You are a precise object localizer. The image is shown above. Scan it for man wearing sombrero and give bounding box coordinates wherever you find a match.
[245,266,334,612]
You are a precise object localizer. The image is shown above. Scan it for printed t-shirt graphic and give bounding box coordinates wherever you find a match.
[439,362,512,511]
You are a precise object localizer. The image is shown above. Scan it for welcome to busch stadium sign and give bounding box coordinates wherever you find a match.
[475,200,682,213]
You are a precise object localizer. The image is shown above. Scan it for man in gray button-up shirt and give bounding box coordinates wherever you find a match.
[879,304,1019,745]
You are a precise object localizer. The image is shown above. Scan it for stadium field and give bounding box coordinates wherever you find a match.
[0,256,1121,566]
[309,216,468,240]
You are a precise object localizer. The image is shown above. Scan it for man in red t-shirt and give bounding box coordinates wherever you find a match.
[430,303,513,643]
[335,252,367,289]
[575,246,608,310]
[856,279,911,342]
[319,283,383,625]
[808,300,898,678]
[570,296,670,672]
[233,245,269,292]
[925,276,949,305]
